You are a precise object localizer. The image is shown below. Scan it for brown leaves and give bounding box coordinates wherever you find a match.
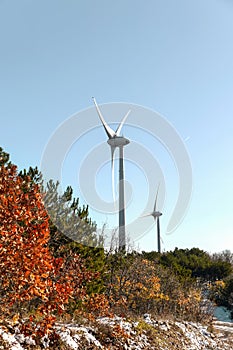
[0,161,110,343]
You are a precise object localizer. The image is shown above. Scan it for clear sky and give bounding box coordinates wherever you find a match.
[1,0,233,253]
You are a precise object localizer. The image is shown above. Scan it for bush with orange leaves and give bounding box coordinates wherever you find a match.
[104,251,213,322]
[104,252,170,316]
[0,159,109,344]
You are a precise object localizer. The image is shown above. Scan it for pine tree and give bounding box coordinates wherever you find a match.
[19,162,106,294]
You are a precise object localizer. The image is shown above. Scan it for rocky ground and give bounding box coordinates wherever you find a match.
[212,319,233,342]
[1,314,233,349]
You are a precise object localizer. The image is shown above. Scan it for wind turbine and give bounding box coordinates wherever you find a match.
[92,98,131,252]
[141,186,163,253]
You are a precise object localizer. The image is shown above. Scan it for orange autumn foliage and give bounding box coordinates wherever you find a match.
[0,165,55,307]
[0,162,108,340]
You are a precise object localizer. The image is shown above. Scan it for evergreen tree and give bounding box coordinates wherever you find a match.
[0,146,11,166]
[18,162,105,294]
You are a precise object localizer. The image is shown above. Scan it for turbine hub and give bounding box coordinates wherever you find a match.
[107,136,130,147]
[152,211,162,218]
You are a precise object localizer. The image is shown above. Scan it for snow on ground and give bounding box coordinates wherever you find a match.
[1,315,233,349]
[0,325,24,350]
[55,324,103,349]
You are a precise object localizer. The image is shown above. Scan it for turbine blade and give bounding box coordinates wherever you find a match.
[140,212,153,218]
[115,109,131,136]
[160,235,164,245]
[111,146,116,203]
[92,97,115,139]
[153,183,160,212]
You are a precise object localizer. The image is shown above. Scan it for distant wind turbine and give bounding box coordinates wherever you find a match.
[141,186,163,253]
[93,98,131,252]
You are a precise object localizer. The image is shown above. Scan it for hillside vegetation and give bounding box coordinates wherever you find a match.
[0,147,232,349]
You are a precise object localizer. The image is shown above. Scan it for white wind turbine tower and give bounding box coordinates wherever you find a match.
[93,98,131,252]
[142,186,163,253]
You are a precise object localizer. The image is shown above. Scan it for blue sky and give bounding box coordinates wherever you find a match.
[1,0,233,253]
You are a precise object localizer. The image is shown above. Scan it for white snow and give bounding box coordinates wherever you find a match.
[55,323,103,349]
[1,316,233,349]
[0,326,24,350]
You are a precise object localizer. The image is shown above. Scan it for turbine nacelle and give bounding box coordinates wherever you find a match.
[151,211,162,219]
[141,211,162,219]
[107,136,130,148]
